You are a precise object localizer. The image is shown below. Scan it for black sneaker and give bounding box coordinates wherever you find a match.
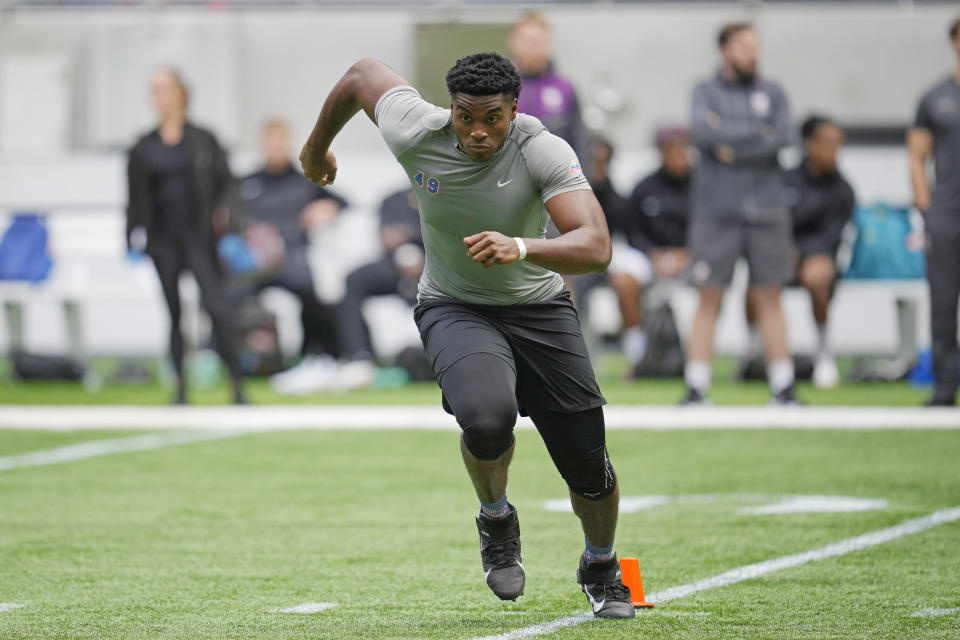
[475,506,524,601]
[577,555,635,619]
[770,384,805,406]
[679,387,709,406]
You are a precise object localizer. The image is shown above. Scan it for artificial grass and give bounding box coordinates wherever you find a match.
[1,428,958,639]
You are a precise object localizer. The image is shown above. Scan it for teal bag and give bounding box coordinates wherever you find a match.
[843,203,925,280]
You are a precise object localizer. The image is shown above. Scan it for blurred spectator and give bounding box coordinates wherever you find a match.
[564,138,626,335]
[908,16,960,407]
[684,23,798,405]
[335,189,423,387]
[618,127,692,375]
[125,68,246,405]
[509,11,587,160]
[742,115,855,388]
[232,119,346,369]
[273,189,424,393]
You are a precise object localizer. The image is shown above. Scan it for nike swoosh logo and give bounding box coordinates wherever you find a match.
[497,178,513,188]
[584,585,605,612]
[485,569,492,578]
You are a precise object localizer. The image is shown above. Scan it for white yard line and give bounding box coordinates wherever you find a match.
[1,405,959,431]
[470,505,960,640]
[272,602,338,614]
[910,607,960,618]
[0,429,253,472]
[0,603,25,612]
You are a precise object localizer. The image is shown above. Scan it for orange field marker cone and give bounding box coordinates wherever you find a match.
[619,556,655,608]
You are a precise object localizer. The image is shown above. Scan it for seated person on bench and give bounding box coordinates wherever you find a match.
[743,115,855,388]
[616,127,692,376]
[233,118,347,368]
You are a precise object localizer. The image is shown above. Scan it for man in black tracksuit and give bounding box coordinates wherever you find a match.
[617,128,691,374]
[234,119,347,359]
[334,188,424,367]
[908,16,960,406]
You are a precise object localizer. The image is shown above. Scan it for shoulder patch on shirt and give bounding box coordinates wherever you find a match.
[515,114,545,135]
[423,108,451,131]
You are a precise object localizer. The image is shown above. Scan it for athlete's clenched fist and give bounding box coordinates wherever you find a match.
[464,231,522,268]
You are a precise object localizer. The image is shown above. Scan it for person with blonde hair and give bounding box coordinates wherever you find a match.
[126,68,246,404]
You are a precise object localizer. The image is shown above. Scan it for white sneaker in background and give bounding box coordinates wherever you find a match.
[334,360,376,391]
[812,356,840,389]
[270,355,338,394]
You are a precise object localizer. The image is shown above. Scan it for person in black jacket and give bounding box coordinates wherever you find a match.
[742,115,855,388]
[126,68,246,404]
[234,119,346,362]
[615,128,691,374]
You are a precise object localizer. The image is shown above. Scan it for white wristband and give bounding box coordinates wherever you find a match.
[514,237,527,261]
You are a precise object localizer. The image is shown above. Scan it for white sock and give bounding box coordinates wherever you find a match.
[816,324,830,360]
[621,326,648,365]
[767,358,795,394]
[685,360,712,393]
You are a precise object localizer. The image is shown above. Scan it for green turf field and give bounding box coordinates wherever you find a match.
[0,355,934,406]
[1,427,958,639]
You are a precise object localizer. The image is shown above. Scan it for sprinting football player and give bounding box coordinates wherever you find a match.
[299,53,633,618]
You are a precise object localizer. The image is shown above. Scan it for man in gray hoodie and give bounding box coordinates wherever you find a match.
[684,23,799,405]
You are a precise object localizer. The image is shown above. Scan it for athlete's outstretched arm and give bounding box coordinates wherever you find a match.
[300,58,409,185]
[464,189,611,275]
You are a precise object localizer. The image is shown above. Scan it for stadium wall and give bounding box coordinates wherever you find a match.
[0,4,956,152]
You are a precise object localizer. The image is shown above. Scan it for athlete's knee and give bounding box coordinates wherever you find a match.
[456,393,518,461]
[561,445,618,501]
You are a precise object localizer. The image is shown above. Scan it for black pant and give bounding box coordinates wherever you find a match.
[440,352,616,499]
[232,245,340,358]
[926,217,960,401]
[336,257,407,361]
[149,235,243,390]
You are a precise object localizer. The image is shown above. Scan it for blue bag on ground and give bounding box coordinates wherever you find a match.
[0,213,53,282]
[843,203,925,280]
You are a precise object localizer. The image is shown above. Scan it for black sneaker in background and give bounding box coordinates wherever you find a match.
[577,555,635,619]
[475,506,524,601]
[679,387,709,406]
[770,384,805,406]
[925,395,956,407]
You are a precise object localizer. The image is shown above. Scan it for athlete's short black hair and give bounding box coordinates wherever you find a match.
[950,16,960,41]
[445,52,521,101]
[801,114,837,141]
[718,22,753,48]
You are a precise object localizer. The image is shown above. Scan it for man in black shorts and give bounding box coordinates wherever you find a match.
[685,22,800,405]
[299,53,634,617]
[908,16,960,406]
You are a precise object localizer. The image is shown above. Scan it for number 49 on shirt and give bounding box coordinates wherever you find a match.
[414,172,440,195]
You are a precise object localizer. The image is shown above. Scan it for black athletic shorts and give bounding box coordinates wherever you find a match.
[413,290,606,416]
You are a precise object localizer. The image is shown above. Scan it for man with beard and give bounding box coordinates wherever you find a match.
[683,22,799,405]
